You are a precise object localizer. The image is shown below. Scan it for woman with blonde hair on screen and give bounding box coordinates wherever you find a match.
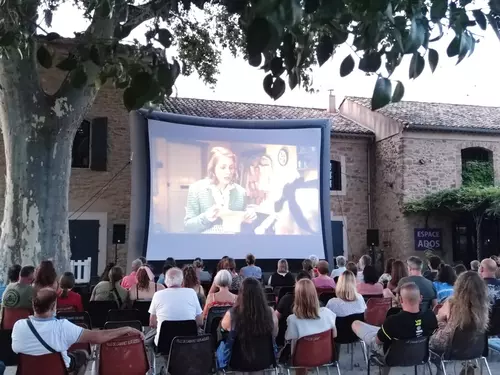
[184,146,257,233]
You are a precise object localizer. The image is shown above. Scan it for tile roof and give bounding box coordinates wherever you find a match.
[161,97,373,135]
[346,96,500,134]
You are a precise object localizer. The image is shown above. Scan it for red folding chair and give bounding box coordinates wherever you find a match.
[1,308,32,329]
[99,332,149,375]
[17,353,68,375]
[364,297,392,326]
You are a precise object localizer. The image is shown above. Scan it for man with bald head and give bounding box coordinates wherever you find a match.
[352,282,437,363]
[479,258,500,305]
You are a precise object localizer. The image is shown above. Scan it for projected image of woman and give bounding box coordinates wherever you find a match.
[184,147,257,233]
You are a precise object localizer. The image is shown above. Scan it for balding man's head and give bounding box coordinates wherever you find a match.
[480,258,497,279]
[33,288,58,316]
[399,282,422,311]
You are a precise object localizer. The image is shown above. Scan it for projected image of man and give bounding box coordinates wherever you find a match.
[184,147,257,233]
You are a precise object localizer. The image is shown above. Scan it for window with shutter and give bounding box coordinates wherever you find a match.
[330,159,342,191]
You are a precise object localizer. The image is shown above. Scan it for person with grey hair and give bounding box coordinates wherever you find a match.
[470,260,480,272]
[146,267,203,349]
[203,270,237,318]
[121,258,144,289]
[331,256,347,278]
[357,254,372,282]
[268,259,295,287]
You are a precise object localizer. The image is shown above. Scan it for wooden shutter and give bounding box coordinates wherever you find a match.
[90,117,108,171]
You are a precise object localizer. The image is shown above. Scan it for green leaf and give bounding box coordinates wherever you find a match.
[428,48,438,73]
[157,29,172,48]
[359,51,381,73]
[270,57,285,76]
[123,87,140,111]
[57,54,78,71]
[44,9,53,27]
[404,18,425,54]
[446,36,460,57]
[131,72,153,97]
[263,74,273,98]
[247,18,272,56]
[330,28,349,44]
[340,55,355,77]
[409,53,425,79]
[457,32,471,64]
[304,0,320,14]
[371,77,392,111]
[70,67,88,89]
[288,69,299,90]
[473,10,487,30]
[263,74,286,100]
[430,0,447,21]
[90,45,101,66]
[113,24,133,40]
[248,53,262,67]
[37,45,52,69]
[316,35,334,67]
[392,81,405,103]
[46,32,60,41]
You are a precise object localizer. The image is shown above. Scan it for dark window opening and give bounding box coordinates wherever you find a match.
[461,147,493,186]
[330,160,342,191]
[72,120,90,168]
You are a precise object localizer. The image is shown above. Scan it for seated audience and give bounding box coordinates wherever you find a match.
[309,254,320,277]
[378,258,395,285]
[327,270,366,317]
[193,258,212,282]
[423,255,441,282]
[146,268,203,348]
[240,253,262,280]
[433,264,456,303]
[346,261,358,276]
[352,282,437,369]
[183,264,206,307]
[454,264,467,276]
[312,260,336,289]
[90,266,129,308]
[384,260,408,294]
[430,271,489,370]
[34,260,58,290]
[285,278,337,353]
[129,267,164,301]
[2,265,35,309]
[13,288,140,375]
[217,278,278,369]
[223,257,242,290]
[268,259,295,287]
[157,257,176,285]
[479,258,500,305]
[357,266,383,295]
[121,258,143,289]
[99,263,115,282]
[302,258,315,279]
[357,255,372,283]
[138,256,155,280]
[57,272,83,312]
[331,256,347,279]
[204,270,237,318]
[470,260,480,272]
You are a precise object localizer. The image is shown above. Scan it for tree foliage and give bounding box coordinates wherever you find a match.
[1,0,499,111]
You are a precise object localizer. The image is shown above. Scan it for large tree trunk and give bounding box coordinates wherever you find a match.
[0,54,77,280]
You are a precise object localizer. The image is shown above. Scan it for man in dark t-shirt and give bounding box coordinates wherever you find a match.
[479,258,500,305]
[352,282,437,361]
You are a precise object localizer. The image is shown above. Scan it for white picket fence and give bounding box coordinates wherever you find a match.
[70,257,92,284]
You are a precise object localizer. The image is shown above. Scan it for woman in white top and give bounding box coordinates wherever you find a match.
[326,270,366,317]
[285,278,337,353]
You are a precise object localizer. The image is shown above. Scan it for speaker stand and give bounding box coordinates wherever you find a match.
[114,243,118,264]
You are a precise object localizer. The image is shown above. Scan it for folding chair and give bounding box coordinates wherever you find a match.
[204,306,231,348]
[362,294,383,302]
[431,329,492,375]
[364,298,392,326]
[106,308,141,322]
[281,329,340,375]
[87,300,118,328]
[318,292,336,307]
[335,313,367,369]
[222,334,277,373]
[99,332,149,375]
[1,307,32,329]
[17,353,68,375]
[368,336,431,375]
[132,300,151,326]
[165,334,213,374]
[104,320,142,331]
[57,311,92,329]
[276,286,294,304]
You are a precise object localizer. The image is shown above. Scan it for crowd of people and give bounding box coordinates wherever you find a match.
[1,252,500,374]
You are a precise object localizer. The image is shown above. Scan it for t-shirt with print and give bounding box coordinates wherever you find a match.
[398,276,437,311]
[149,287,202,346]
[377,310,437,353]
[12,317,83,368]
[2,282,34,309]
[484,278,500,306]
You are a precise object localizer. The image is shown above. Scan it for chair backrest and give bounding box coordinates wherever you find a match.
[316,288,335,295]
[88,300,119,328]
[335,313,365,344]
[318,292,336,307]
[443,328,486,360]
[57,311,92,329]
[1,308,32,329]
[132,300,151,326]
[292,329,335,367]
[265,292,276,302]
[157,320,198,354]
[56,305,76,314]
[277,286,294,303]
[104,320,142,331]
[488,306,500,336]
[107,308,141,322]
[99,332,149,375]
[166,334,213,375]
[365,298,392,326]
[204,306,231,334]
[0,329,18,366]
[229,334,276,371]
[363,294,383,302]
[17,353,68,375]
[384,336,429,367]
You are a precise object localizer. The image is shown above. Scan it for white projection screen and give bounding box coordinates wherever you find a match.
[128,111,333,264]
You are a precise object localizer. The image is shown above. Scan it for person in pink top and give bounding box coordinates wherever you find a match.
[121,259,143,289]
[356,265,384,295]
[312,261,336,289]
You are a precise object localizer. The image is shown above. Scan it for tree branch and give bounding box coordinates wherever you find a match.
[124,0,173,30]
